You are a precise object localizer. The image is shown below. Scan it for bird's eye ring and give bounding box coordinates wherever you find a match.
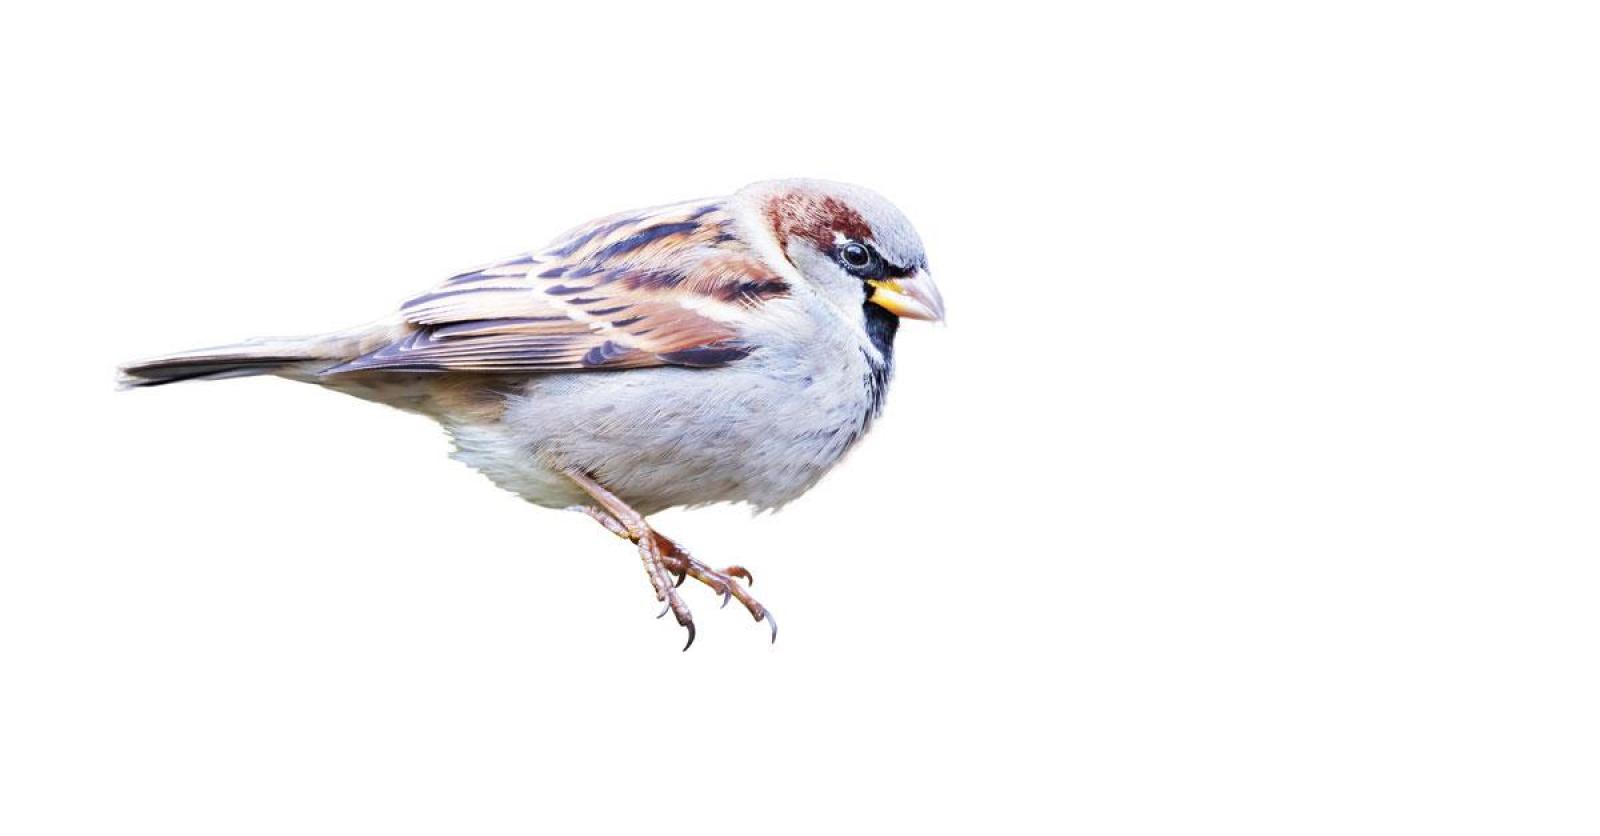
[838,241,875,271]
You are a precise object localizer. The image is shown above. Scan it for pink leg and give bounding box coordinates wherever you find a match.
[566,498,776,645]
[562,469,695,650]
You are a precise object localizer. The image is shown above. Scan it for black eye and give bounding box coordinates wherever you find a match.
[838,241,876,272]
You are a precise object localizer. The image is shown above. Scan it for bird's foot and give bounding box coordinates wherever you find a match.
[651,533,777,644]
[566,501,774,648]
[638,530,696,650]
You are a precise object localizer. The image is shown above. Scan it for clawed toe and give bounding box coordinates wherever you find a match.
[692,566,776,645]
[656,549,776,646]
[563,485,775,650]
[643,550,778,649]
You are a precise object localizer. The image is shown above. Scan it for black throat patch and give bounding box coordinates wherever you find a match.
[862,299,899,418]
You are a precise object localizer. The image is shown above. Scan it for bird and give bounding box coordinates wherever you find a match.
[120,179,945,649]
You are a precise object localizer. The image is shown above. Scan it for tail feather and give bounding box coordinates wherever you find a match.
[118,336,341,388]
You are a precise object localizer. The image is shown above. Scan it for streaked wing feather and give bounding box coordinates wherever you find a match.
[325,199,786,375]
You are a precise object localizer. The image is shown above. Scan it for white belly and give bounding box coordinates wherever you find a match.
[445,341,885,515]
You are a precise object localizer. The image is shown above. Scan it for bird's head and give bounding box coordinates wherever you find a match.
[738,179,945,326]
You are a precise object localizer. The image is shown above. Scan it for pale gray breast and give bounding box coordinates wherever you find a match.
[493,326,881,514]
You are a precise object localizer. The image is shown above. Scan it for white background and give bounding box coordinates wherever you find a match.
[3,1,1596,833]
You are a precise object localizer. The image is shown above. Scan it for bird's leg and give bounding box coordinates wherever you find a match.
[568,505,776,644]
[569,505,631,540]
[569,504,682,586]
[561,469,695,650]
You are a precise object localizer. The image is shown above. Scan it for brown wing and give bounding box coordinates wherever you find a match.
[324,200,789,375]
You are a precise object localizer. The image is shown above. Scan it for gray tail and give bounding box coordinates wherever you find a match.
[118,336,342,388]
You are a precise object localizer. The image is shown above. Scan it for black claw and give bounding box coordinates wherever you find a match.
[764,610,778,644]
[656,602,669,619]
[682,622,696,652]
[674,569,687,587]
[720,587,732,609]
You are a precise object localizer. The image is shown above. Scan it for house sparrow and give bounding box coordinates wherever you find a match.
[120,179,944,649]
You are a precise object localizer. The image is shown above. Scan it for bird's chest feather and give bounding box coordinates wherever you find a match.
[468,335,888,513]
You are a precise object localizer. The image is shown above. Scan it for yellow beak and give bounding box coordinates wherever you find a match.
[867,270,946,322]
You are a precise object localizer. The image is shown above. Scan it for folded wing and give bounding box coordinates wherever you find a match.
[326,200,789,375]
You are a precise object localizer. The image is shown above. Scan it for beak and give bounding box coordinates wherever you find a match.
[867,270,946,322]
